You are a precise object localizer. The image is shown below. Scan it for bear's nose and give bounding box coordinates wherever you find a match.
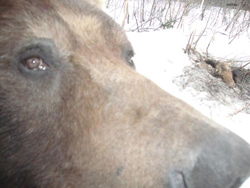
[167,126,250,188]
[192,131,250,188]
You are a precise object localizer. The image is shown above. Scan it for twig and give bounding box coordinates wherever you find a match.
[188,0,205,51]
[164,0,172,23]
[140,0,145,22]
[173,0,182,28]
[106,0,111,8]
[149,0,156,26]
[122,0,129,28]
[231,103,250,116]
[177,2,189,29]
[225,0,246,32]
[193,11,212,49]
[241,62,250,69]
[133,12,140,32]
[206,9,221,55]
[184,31,194,54]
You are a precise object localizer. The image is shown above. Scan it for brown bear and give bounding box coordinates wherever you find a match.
[0,0,249,188]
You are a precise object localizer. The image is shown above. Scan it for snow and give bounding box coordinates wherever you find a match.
[127,29,250,142]
[106,2,250,187]
[127,28,250,188]
[126,30,190,98]
[126,28,250,188]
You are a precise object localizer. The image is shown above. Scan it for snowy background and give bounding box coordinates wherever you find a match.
[127,30,250,188]
[105,1,250,187]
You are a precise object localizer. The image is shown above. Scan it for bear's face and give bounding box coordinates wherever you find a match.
[0,1,150,187]
[0,1,250,188]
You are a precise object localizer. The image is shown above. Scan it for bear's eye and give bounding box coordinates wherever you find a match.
[127,57,134,67]
[124,49,135,68]
[23,57,49,71]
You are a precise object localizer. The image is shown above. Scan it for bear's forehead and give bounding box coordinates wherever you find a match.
[0,0,126,57]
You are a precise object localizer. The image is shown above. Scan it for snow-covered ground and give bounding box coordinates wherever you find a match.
[127,30,250,187]
[106,2,250,187]
[127,29,250,145]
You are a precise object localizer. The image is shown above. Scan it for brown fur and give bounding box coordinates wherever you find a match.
[0,0,249,188]
[205,59,236,88]
[215,62,236,88]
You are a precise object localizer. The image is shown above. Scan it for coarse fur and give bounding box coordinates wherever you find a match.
[205,59,236,88]
[0,0,249,188]
[215,62,236,88]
